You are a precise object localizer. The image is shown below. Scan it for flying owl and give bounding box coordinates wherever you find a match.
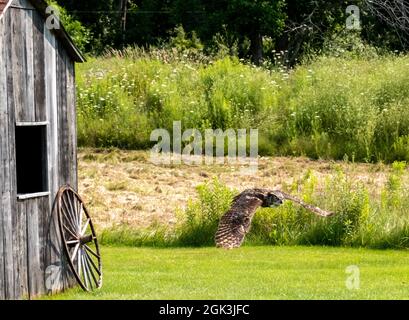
[215,188,334,249]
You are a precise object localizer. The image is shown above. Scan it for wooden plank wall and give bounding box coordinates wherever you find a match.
[0,0,78,299]
[0,5,14,300]
[0,6,6,301]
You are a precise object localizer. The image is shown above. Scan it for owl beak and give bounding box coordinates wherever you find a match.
[270,202,281,208]
[269,197,283,207]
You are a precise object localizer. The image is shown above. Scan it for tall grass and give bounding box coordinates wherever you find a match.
[77,49,409,163]
[100,162,409,249]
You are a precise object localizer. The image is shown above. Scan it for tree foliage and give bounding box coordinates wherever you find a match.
[55,0,408,60]
[47,0,91,52]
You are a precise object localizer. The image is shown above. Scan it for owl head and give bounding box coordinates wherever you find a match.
[262,192,283,207]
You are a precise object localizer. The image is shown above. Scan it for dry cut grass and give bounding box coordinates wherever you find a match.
[78,148,391,231]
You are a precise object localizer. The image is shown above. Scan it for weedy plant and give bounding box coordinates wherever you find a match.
[174,178,235,247]
[77,46,409,163]
[100,162,409,249]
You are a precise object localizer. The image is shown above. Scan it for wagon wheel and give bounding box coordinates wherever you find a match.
[56,186,102,291]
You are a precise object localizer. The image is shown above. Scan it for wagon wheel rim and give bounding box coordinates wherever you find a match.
[56,186,102,291]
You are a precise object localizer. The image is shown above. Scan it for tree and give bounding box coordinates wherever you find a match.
[364,0,409,48]
[226,0,286,64]
[120,0,128,43]
[48,0,91,52]
[56,0,121,51]
[171,0,286,64]
[276,0,363,64]
[54,0,407,57]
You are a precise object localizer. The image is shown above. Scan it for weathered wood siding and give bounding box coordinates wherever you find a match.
[0,0,78,299]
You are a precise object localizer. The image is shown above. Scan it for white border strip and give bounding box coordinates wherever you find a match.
[17,191,50,200]
[16,121,49,126]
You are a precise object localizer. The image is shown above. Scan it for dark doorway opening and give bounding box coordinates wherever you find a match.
[15,125,48,194]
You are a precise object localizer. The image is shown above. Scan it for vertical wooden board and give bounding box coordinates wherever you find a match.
[10,7,30,122]
[63,253,76,290]
[32,10,46,122]
[57,43,69,186]
[0,200,5,300]
[44,25,58,202]
[10,6,29,292]
[26,198,45,297]
[38,196,49,295]
[44,27,66,295]
[66,58,77,189]
[20,200,29,298]
[1,193,14,299]
[65,55,79,291]
[24,8,35,121]
[9,0,36,122]
[47,198,65,294]
[56,45,78,292]
[0,10,7,301]
[2,10,15,300]
[12,200,21,300]
[3,5,12,195]
[14,201,28,299]
[0,202,5,299]
[56,44,70,292]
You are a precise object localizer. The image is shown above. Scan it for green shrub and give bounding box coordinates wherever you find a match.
[175,178,235,247]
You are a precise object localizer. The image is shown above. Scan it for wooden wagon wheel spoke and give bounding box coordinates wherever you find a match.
[66,194,79,232]
[84,244,100,259]
[61,195,78,233]
[61,201,79,235]
[82,251,95,290]
[77,249,82,277]
[81,218,91,236]
[67,239,80,245]
[81,252,90,289]
[70,191,80,226]
[79,203,84,231]
[61,203,76,231]
[69,197,82,235]
[80,251,89,290]
[63,224,78,240]
[56,186,102,292]
[70,243,81,262]
[84,251,99,287]
[68,191,79,226]
[84,250,101,276]
[82,250,96,290]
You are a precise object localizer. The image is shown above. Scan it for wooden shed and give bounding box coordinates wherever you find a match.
[0,0,86,299]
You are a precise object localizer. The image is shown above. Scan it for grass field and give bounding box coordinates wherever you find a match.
[61,150,409,300]
[77,52,409,162]
[46,246,409,300]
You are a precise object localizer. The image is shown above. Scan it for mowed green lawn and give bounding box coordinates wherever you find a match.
[46,246,409,300]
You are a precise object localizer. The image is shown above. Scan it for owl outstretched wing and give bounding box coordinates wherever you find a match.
[215,191,264,249]
[272,190,334,217]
